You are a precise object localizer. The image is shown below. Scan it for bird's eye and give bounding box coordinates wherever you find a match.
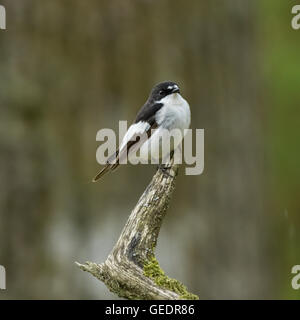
[159,90,164,95]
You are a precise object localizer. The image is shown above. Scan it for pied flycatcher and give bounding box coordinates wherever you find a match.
[93,81,191,181]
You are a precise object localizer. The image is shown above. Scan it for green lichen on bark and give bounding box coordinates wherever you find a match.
[143,256,199,300]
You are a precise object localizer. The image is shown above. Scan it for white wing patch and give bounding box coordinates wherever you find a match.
[119,121,150,151]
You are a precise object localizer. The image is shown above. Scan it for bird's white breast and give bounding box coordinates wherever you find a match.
[155,93,191,132]
[137,93,191,162]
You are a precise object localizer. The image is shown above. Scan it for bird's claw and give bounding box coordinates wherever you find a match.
[157,165,173,178]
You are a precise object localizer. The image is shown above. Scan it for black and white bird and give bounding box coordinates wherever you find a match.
[93,81,191,181]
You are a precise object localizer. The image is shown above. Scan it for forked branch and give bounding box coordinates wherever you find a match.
[76,158,198,300]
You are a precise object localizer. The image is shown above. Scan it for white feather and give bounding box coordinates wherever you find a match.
[156,93,191,131]
[119,121,150,151]
[139,93,191,162]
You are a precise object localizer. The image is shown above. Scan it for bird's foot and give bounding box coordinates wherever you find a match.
[157,164,173,178]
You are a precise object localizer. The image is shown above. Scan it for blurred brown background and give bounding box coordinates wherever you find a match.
[0,0,299,299]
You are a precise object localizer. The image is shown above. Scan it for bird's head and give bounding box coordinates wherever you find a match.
[149,81,181,102]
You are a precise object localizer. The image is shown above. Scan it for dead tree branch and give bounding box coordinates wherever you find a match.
[76,158,198,300]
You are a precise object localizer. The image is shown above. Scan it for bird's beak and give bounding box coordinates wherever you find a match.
[172,87,180,94]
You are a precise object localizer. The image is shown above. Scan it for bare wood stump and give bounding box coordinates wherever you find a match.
[76,158,198,300]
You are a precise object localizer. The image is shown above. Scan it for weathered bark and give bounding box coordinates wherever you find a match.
[76,158,198,300]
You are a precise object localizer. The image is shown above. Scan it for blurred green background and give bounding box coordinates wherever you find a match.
[0,0,299,299]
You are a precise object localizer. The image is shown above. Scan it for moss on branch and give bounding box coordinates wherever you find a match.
[143,256,199,300]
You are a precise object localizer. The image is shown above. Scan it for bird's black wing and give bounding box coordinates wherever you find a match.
[134,102,163,126]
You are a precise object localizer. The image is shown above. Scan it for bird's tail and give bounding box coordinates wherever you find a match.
[93,165,111,182]
[92,151,119,182]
